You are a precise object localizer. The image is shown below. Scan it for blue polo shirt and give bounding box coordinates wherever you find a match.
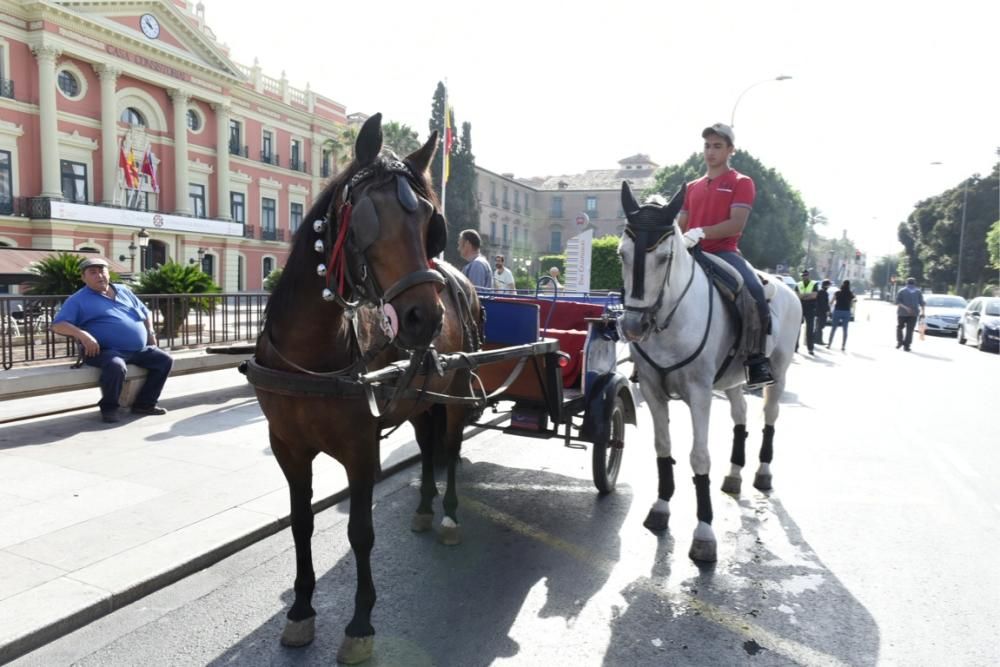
[53,284,150,353]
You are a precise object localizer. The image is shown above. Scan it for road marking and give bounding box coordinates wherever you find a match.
[462,495,851,667]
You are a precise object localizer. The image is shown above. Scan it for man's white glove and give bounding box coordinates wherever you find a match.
[682,227,705,248]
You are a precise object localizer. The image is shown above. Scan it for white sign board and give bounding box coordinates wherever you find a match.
[47,201,246,238]
[564,228,593,292]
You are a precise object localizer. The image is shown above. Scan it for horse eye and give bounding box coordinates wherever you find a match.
[656,256,668,267]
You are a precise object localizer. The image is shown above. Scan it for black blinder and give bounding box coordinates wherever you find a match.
[396,175,419,213]
[426,211,447,258]
[351,196,380,252]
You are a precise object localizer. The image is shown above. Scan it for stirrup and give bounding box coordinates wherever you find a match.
[744,357,775,389]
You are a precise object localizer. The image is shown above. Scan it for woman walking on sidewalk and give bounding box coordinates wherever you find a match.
[828,280,856,350]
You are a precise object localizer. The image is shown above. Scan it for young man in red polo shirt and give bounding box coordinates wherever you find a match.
[678,123,774,388]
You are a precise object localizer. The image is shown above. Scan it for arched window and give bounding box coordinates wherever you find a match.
[120,107,146,127]
[187,109,201,131]
[263,256,274,279]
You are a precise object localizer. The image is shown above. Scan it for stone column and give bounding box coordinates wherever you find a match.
[94,65,121,205]
[33,46,63,199]
[212,103,231,220]
[170,89,191,215]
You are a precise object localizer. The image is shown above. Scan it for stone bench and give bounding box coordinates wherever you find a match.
[0,347,252,406]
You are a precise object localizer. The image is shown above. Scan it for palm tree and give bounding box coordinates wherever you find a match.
[804,206,828,270]
[382,121,420,156]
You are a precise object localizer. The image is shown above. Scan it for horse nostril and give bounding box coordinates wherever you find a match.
[404,305,424,328]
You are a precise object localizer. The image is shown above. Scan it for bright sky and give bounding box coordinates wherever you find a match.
[205,0,998,258]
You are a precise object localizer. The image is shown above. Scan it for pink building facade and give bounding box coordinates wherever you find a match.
[0,0,348,290]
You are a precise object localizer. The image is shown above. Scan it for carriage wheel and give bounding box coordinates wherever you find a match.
[592,395,625,494]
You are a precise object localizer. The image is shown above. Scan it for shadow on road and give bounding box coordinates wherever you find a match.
[602,495,880,666]
[207,460,632,667]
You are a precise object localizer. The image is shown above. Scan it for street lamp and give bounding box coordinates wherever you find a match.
[189,247,207,268]
[119,241,138,273]
[730,75,792,128]
[137,228,150,271]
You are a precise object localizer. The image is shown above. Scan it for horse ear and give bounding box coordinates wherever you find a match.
[356,113,383,166]
[665,183,686,221]
[406,131,438,175]
[620,181,640,217]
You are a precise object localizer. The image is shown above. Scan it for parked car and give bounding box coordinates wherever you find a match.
[780,275,797,291]
[957,297,1000,352]
[922,294,967,336]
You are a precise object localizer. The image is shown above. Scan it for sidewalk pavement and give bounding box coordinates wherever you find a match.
[0,369,422,663]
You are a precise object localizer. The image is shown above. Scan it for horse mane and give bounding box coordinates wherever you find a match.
[261,152,439,337]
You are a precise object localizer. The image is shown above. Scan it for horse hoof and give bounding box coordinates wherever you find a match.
[439,523,462,546]
[280,616,315,647]
[410,512,433,532]
[753,473,773,491]
[643,510,670,533]
[689,538,718,563]
[721,475,742,495]
[336,633,374,664]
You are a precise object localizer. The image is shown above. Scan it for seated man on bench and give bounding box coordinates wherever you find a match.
[50,257,173,423]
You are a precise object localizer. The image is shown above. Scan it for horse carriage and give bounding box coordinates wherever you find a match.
[357,283,636,493]
[234,113,798,663]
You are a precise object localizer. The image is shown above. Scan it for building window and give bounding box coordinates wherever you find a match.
[0,150,12,215]
[490,219,496,241]
[321,148,332,177]
[60,160,88,202]
[186,109,201,131]
[524,193,530,215]
[57,70,79,97]
[262,197,276,240]
[120,107,146,127]
[514,191,520,211]
[502,223,508,244]
[586,196,598,214]
[229,119,242,155]
[262,130,273,163]
[490,181,497,206]
[230,192,245,223]
[502,186,509,209]
[549,227,562,252]
[290,139,302,171]
[263,256,274,279]
[290,202,303,232]
[550,196,563,218]
[189,183,206,218]
[201,253,214,278]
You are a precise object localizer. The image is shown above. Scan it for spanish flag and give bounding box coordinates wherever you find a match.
[127,149,141,190]
[120,144,138,189]
[443,105,453,182]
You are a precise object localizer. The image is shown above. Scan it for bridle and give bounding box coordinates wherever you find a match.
[622,225,698,334]
[314,156,446,315]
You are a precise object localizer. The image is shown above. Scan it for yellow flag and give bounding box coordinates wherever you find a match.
[444,105,453,182]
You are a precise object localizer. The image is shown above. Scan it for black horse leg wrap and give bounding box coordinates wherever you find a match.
[656,456,676,501]
[731,424,747,467]
[693,474,712,524]
[760,425,775,463]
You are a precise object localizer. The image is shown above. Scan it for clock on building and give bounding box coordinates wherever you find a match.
[139,14,160,39]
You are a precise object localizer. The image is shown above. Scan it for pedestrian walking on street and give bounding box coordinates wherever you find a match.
[828,279,856,350]
[814,279,831,345]
[51,258,173,423]
[795,269,820,354]
[895,277,925,351]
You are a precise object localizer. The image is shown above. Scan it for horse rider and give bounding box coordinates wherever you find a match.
[678,122,774,388]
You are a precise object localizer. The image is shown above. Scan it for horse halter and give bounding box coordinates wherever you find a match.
[313,157,446,312]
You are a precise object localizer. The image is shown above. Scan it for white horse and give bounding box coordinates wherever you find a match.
[617,181,801,563]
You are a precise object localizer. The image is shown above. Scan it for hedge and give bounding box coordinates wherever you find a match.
[590,235,623,291]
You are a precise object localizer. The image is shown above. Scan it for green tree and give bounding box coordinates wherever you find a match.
[133,261,220,336]
[650,150,807,270]
[590,235,623,291]
[263,267,283,292]
[26,253,121,295]
[987,219,1000,270]
[382,121,421,156]
[539,254,565,276]
[804,207,828,270]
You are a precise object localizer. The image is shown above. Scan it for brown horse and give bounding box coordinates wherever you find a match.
[250,114,479,663]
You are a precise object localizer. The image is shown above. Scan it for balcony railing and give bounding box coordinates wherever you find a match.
[1,293,267,370]
[262,227,277,241]
[260,151,280,167]
[288,158,307,173]
[244,224,256,239]
[502,200,510,210]
[229,142,248,157]
[0,78,13,100]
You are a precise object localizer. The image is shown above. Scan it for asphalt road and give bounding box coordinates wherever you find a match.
[14,298,999,667]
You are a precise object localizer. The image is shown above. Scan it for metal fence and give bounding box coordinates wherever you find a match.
[0,292,268,370]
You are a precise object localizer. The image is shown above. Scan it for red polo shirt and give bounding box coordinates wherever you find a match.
[681,169,755,253]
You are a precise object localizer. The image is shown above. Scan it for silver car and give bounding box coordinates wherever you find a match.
[922,294,967,336]
[958,297,1000,352]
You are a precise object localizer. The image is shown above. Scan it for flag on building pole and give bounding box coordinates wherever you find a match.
[127,149,141,190]
[119,143,137,189]
[140,145,159,193]
[440,82,449,218]
[444,105,453,182]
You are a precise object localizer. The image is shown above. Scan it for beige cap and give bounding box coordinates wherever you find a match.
[79,257,110,270]
[702,123,735,145]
